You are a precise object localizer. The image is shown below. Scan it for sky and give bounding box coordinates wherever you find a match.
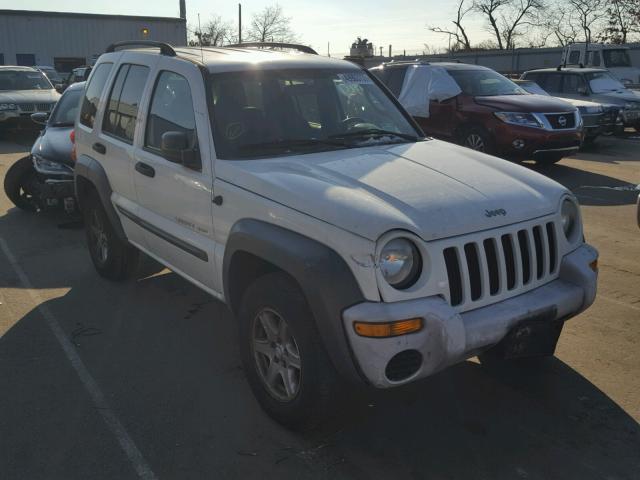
[7,0,492,57]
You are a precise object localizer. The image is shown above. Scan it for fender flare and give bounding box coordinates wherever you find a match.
[223,219,367,384]
[74,154,127,242]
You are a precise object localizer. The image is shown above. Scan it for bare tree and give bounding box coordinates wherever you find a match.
[473,0,544,49]
[247,4,296,43]
[428,0,473,51]
[473,0,510,49]
[568,0,605,44]
[540,4,580,46]
[601,0,640,43]
[189,15,234,46]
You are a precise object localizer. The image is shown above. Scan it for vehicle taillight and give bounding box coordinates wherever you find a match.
[70,129,77,163]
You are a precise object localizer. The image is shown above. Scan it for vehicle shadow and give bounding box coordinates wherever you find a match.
[1,209,639,479]
[0,130,39,153]
[531,163,638,207]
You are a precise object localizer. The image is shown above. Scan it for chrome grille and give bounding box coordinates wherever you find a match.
[443,221,558,309]
[544,112,576,129]
[18,103,53,112]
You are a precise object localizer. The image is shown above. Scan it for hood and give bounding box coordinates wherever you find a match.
[31,126,74,166]
[0,89,60,103]
[593,89,640,103]
[474,94,577,112]
[559,97,601,108]
[217,140,568,241]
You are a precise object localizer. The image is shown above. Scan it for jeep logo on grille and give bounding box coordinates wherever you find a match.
[485,209,507,218]
[558,115,567,127]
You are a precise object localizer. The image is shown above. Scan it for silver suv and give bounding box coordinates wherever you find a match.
[74,41,598,429]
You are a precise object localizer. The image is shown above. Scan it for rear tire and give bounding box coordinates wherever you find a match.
[3,156,40,212]
[238,272,341,430]
[83,192,138,281]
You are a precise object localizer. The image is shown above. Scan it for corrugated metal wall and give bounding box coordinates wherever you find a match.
[0,12,187,69]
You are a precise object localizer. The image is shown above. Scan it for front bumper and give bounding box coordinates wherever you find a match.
[342,244,598,388]
[492,123,582,158]
[622,109,640,126]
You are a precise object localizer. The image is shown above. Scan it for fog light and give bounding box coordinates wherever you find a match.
[512,139,525,149]
[589,259,598,272]
[354,318,423,338]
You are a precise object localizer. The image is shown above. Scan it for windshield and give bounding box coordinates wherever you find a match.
[585,71,627,93]
[0,70,53,91]
[447,69,526,96]
[209,68,420,159]
[518,81,549,96]
[49,87,82,127]
[602,49,631,68]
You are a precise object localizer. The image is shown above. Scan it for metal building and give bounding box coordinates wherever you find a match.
[0,9,187,72]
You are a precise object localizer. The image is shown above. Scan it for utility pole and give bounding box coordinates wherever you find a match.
[379,46,383,57]
[388,45,392,58]
[327,42,330,57]
[238,3,242,44]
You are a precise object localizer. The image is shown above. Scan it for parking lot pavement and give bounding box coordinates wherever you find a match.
[1,134,639,480]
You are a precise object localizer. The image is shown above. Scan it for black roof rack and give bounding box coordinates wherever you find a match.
[106,41,176,57]
[225,42,318,55]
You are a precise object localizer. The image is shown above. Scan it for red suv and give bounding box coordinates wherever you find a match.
[370,62,583,164]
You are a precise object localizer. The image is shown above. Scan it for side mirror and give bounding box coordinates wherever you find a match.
[161,131,200,170]
[31,112,49,125]
[55,83,64,93]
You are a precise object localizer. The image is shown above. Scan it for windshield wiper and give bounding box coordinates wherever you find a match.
[237,138,352,154]
[329,129,420,142]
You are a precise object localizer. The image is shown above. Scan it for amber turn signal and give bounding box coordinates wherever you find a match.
[589,259,598,272]
[354,318,423,338]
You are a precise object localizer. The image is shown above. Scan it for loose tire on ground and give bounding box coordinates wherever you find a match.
[3,156,39,212]
[238,272,341,430]
[83,192,138,281]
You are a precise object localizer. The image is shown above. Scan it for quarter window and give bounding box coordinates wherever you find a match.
[103,64,149,143]
[79,62,113,129]
[385,67,408,97]
[145,71,199,161]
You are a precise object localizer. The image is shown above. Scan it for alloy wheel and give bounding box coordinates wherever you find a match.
[252,308,302,402]
[88,210,109,265]
[465,133,485,152]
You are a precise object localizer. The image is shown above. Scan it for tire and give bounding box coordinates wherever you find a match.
[238,272,341,430]
[83,192,138,281]
[461,126,494,154]
[3,156,40,212]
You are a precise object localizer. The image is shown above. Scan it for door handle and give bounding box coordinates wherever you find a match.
[135,162,155,178]
[92,142,106,154]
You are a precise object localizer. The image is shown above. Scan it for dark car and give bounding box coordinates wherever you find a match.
[56,66,92,92]
[3,82,84,212]
[521,67,640,131]
[371,62,582,164]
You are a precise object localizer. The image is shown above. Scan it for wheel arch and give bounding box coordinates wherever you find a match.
[223,219,366,384]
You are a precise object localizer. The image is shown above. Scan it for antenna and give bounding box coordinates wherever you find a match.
[198,13,204,63]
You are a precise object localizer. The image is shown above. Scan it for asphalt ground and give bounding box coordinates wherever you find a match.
[0,131,639,480]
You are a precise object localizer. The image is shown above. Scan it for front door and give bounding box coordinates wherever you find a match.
[417,97,456,138]
[132,59,218,294]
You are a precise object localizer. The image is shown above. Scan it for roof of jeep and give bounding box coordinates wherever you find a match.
[524,67,608,74]
[109,46,361,73]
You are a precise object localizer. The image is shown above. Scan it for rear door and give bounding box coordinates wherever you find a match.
[132,58,218,293]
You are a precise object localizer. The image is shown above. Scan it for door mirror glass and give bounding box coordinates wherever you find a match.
[161,131,200,169]
[30,112,49,125]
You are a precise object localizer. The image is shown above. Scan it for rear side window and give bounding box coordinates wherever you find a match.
[385,67,408,97]
[542,74,562,94]
[145,71,199,160]
[103,64,149,143]
[561,74,585,94]
[79,62,112,128]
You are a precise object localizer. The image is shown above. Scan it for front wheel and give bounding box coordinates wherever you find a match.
[461,127,494,154]
[3,156,40,212]
[238,272,341,430]
[83,192,138,281]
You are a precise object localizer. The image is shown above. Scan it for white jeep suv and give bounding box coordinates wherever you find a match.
[74,41,598,429]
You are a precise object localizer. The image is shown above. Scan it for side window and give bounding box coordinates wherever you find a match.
[79,62,113,129]
[145,71,199,161]
[543,74,562,93]
[568,51,581,64]
[385,67,408,97]
[103,64,149,143]
[561,74,585,94]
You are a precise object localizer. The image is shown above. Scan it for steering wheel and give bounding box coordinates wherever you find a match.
[341,116,367,130]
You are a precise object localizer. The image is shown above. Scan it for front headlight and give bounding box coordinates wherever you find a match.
[579,105,603,115]
[621,79,632,86]
[0,103,17,111]
[379,238,422,289]
[561,198,580,243]
[494,112,543,128]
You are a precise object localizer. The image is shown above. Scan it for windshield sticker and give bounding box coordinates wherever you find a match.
[337,72,373,85]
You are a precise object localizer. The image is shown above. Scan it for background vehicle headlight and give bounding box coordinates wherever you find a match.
[379,238,422,289]
[494,112,543,128]
[561,198,580,242]
[0,103,17,111]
